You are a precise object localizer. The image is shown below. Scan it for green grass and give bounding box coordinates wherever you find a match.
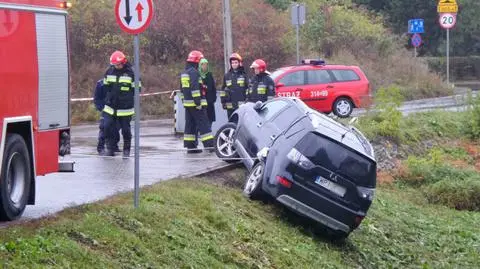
[356,110,467,143]
[1,169,479,268]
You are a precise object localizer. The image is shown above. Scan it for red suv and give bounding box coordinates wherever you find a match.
[270,59,371,118]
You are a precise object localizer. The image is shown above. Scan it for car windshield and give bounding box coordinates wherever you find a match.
[270,69,287,81]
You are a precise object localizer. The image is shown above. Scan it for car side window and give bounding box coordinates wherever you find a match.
[278,71,305,86]
[270,106,302,132]
[331,70,360,82]
[258,100,289,121]
[307,70,333,84]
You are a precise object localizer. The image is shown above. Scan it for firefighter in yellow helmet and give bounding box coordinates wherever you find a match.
[220,53,248,119]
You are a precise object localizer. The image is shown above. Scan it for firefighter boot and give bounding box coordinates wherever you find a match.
[103,139,115,156]
[123,140,131,159]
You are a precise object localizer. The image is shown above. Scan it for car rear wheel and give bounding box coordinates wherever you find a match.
[333,97,353,118]
[214,122,239,163]
[0,134,32,221]
[243,162,265,199]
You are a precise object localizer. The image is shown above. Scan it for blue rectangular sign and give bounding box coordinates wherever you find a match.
[408,19,424,34]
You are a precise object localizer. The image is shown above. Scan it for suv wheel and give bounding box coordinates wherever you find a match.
[214,122,239,163]
[333,97,353,118]
[243,162,265,200]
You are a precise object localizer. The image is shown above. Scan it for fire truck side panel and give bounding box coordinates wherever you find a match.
[34,131,59,175]
[0,10,39,123]
[1,2,69,178]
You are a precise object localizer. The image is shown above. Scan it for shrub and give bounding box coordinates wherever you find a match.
[463,92,480,139]
[357,85,403,140]
[425,178,480,211]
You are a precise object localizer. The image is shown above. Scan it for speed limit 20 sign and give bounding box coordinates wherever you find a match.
[439,13,457,29]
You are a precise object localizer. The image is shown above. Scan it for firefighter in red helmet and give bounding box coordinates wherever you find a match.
[180,50,214,153]
[220,52,248,119]
[102,50,137,158]
[247,59,275,103]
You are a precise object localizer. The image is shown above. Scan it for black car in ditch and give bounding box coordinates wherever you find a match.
[214,97,377,238]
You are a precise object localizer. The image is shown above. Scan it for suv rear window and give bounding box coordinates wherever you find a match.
[331,70,360,82]
[296,132,376,187]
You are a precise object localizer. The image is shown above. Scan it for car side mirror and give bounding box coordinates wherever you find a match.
[276,82,285,88]
[254,101,263,111]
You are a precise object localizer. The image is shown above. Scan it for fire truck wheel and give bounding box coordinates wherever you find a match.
[0,134,31,221]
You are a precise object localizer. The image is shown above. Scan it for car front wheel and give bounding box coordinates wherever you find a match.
[333,97,354,118]
[214,122,239,163]
[243,162,265,199]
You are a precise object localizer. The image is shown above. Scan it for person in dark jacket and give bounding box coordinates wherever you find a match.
[102,50,136,158]
[247,59,275,103]
[93,79,120,155]
[220,53,248,119]
[199,58,216,124]
[180,50,214,153]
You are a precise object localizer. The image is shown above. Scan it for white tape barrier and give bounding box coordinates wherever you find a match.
[70,90,174,102]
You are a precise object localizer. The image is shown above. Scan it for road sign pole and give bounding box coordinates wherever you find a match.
[447,28,450,85]
[115,0,153,209]
[414,47,417,58]
[133,34,140,208]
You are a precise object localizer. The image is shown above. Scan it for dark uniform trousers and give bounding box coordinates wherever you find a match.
[104,112,132,152]
[97,115,120,152]
[184,107,214,149]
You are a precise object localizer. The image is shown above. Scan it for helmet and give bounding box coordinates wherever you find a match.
[250,59,267,73]
[110,50,127,65]
[187,50,204,63]
[229,53,243,63]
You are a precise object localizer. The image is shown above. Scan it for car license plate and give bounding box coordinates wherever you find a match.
[315,176,346,197]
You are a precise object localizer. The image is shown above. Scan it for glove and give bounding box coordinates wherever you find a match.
[196,105,202,110]
[222,103,227,109]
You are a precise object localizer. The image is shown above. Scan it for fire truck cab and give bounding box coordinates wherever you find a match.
[0,0,73,221]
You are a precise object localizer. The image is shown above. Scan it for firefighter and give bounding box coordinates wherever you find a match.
[180,50,214,153]
[102,50,136,157]
[247,59,275,103]
[199,58,216,124]
[220,53,248,119]
[93,79,121,155]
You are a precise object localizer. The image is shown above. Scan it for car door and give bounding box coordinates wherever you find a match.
[239,100,290,158]
[275,70,305,99]
[329,69,366,107]
[304,69,335,112]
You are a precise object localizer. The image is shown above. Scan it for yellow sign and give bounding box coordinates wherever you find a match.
[438,0,458,13]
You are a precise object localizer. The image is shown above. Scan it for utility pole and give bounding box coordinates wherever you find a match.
[222,0,233,73]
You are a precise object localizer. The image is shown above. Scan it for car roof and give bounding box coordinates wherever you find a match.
[278,64,360,71]
[278,97,375,161]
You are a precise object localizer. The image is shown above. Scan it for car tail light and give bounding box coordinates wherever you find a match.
[287,148,315,170]
[354,216,365,227]
[276,176,292,188]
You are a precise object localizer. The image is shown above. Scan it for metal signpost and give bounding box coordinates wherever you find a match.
[408,19,424,57]
[437,0,458,85]
[115,0,154,208]
[411,33,422,57]
[291,3,306,64]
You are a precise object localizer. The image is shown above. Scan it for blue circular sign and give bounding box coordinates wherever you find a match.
[411,33,422,48]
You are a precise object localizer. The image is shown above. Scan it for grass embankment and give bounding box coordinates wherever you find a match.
[1,169,479,268]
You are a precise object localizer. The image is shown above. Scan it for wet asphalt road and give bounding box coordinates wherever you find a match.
[4,119,228,222]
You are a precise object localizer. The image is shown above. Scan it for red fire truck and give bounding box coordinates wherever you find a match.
[0,0,73,221]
